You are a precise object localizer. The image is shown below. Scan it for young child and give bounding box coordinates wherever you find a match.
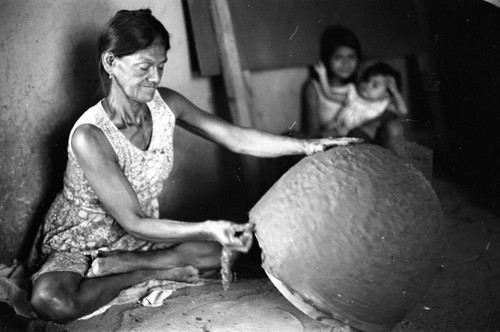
[315,61,409,156]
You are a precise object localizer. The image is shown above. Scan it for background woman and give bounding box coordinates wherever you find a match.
[303,25,362,138]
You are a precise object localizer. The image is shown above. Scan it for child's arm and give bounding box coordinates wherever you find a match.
[313,62,346,103]
[385,76,408,117]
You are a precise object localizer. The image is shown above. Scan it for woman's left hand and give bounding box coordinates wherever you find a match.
[304,137,363,156]
[313,62,328,80]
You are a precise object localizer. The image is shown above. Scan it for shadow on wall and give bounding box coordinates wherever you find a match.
[207,76,257,218]
[156,0,256,224]
[19,32,102,268]
[159,75,251,224]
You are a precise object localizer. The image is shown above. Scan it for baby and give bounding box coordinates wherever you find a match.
[315,61,408,141]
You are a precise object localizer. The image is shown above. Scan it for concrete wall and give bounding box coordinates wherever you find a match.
[0,0,307,264]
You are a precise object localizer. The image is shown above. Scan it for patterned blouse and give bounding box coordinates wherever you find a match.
[40,90,175,257]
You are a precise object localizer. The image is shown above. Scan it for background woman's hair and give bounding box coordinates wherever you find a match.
[320,25,362,66]
[97,9,170,95]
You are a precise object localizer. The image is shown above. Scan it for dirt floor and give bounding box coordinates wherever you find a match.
[1,176,500,332]
[393,178,500,332]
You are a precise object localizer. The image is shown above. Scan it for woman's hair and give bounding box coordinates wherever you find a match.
[360,62,402,90]
[97,9,170,95]
[319,25,362,65]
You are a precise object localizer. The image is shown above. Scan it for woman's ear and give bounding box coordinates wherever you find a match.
[101,51,115,73]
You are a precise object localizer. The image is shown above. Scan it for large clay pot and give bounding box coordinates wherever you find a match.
[251,144,442,332]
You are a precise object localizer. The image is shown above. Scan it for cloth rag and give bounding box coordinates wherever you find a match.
[80,278,218,320]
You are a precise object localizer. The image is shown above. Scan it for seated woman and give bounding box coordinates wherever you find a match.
[302,25,362,139]
[29,9,361,323]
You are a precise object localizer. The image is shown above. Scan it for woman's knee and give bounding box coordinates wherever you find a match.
[348,128,374,142]
[384,119,404,137]
[31,275,79,323]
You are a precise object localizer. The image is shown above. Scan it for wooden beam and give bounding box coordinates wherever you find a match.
[207,0,253,127]
[207,0,262,202]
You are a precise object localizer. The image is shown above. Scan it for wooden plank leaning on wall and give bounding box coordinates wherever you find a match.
[207,0,263,203]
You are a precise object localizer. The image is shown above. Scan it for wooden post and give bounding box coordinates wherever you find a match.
[207,0,262,202]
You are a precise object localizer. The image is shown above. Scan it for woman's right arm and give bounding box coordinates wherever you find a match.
[70,124,253,252]
[313,63,346,103]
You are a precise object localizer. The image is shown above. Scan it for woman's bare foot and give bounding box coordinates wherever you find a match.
[85,250,203,282]
[86,251,143,277]
[151,266,200,283]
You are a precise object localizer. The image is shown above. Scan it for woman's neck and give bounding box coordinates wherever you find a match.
[329,76,351,88]
[105,90,147,128]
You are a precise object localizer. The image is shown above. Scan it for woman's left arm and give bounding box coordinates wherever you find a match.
[159,87,361,157]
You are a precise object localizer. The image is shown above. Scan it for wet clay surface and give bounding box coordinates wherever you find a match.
[251,145,442,332]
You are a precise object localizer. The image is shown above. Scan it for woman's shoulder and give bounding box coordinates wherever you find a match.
[70,121,116,162]
[305,78,319,89]
[157,87,181,101]
[156,87,200,119]
[67,101,110,156]
[304,79,320,98]
[157,87,191,106]
[71,122,107,147]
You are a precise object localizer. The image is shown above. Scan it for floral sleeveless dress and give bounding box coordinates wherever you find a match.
[33,90,175,280]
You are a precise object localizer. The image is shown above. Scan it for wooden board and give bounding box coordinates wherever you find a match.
[206,0,263,201]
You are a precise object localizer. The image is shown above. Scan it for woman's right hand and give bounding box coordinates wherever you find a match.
[313,62,328,80]
[206,221,254,252]
[304,136,363,155]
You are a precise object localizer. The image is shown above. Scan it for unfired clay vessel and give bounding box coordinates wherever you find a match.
[251,144,442,332]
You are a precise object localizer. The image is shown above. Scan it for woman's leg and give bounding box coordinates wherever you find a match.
[31,266,198,323]
[88,241,224,277]
[347,128,374,142]
[377,117,408,158]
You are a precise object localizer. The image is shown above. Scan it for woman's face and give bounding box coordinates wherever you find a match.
[328,46,358,83]
[111,42,168,103]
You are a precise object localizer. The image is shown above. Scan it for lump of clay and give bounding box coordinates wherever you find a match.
[251,144,442,332]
